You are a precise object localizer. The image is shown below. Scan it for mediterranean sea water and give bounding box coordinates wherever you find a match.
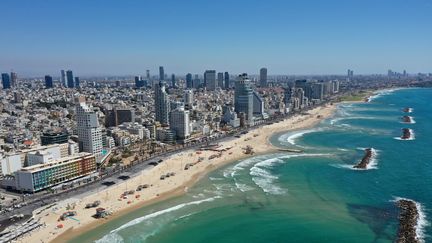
[70,88,432,243]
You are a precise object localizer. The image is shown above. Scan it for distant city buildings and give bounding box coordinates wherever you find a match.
[1,73,11,89]
[60,70,66,86]
[75,77,80,88]
[204,70,217,91]
[135,76,145,88]
[217,72,224,88]
[260,68,268,87]
[45,75,53,88]
[10,72,17,87]
[159,66,165,81]
[186,73,193,89]
[66,70,74,88]
[224,72,230,89]
[171,74,176,88]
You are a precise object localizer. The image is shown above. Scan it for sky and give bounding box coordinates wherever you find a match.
[0,0,431,76]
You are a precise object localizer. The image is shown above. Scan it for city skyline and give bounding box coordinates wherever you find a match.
[1,0,431,76]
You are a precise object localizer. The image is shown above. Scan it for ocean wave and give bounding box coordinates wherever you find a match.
[99,196,222,241]
[391,197,430,243]
[368,88,400,102]
[249,154,330,195]
[95,231,125,243]
[234,181,255,192]
[209,177,224,181]
[278,129,322,145]
[250,166,285,195]
[223,154,281,178]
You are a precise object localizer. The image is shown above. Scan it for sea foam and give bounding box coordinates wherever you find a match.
[278,129,322,145]
[96,196,222,243]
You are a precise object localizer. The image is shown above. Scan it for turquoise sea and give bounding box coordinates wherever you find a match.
[70,88,432,243]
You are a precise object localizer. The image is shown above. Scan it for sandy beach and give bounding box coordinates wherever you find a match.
[16,104,336,243]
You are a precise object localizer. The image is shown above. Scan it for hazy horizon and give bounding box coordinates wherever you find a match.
[1,0,431,76]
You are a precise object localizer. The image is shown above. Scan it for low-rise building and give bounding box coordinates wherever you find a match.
[10,153,96,192]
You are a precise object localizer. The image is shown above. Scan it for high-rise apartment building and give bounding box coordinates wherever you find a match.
[76,99,103,155]
[154,81,170,126]
[169,107,190,140]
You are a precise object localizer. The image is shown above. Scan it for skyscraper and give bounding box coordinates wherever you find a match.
[259,68,267,87]
[234,73,253,125]
[171,74,176,88]
[10,72,17,87]
[204,70,217,91]
[186,73,193,89]
[154,81,170,126]
[66,70,74,88]
[169,107,190,140]
[45,75,53,88]
[146,70,150,80]
[76,99,103,156]
[193,74,201,89]
[217,72,224,88]
[224,72,230,89]
[1,73,11,89]
[60,70,66,87]
[74,77,80,88]
[159,66,164,81]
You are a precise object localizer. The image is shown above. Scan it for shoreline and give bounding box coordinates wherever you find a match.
[16,104,338,243]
